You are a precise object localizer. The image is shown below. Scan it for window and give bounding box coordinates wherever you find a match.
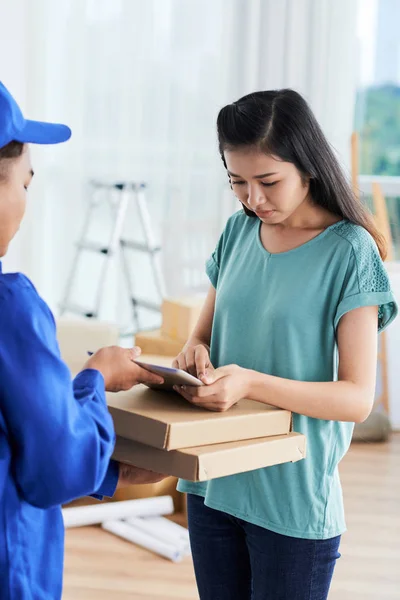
[355,0,400,177]
[355,0,400,257]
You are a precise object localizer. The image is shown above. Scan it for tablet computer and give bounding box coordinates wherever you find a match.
[135,360,204,390]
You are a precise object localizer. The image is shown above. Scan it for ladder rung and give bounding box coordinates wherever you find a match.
[60,302,97,319]
[131,298,161,312]
[90,181,146,191]
[120,240,161,254]
[77,241,110,255]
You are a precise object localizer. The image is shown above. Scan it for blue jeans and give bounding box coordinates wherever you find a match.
[187,494,341,600]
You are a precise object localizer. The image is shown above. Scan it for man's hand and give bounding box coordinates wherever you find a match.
[84,346,164,392]
[117,463,167,487]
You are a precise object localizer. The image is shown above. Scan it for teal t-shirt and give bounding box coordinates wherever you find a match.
[177,212,398,540]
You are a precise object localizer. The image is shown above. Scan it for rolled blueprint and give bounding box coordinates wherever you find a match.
[102,520,184,562]
[141,516,190,544]
[126,516,191,555]
[63,495,174,529]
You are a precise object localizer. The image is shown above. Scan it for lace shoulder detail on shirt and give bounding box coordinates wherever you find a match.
[332,221,390,293]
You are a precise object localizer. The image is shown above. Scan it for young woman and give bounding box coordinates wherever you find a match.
[0,81,165,599]
[173,89,398,600]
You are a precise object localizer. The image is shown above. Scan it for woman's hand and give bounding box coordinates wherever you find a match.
[173,343,214,380]
[174,364,251,412]
[117,463,167,487]
[84,346,164,392]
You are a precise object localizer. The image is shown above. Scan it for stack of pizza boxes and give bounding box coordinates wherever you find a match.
[109,296,306,488]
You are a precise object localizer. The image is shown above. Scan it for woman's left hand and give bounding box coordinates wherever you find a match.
[174,364,251,412]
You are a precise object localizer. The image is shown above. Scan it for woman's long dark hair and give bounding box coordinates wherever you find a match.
[217,89,386,259]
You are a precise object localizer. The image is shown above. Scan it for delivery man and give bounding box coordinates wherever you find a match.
[0,81,165,599]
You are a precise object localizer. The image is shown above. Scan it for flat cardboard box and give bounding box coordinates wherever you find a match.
[134,329,183,357]
[161,297,204,342]
[107,384,292,450]
[113,433,306,481]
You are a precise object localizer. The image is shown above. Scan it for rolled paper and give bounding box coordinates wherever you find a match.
[126,516,191,555]
[102,520,184,563]
[62,495,174,529]
[141,515,190,544]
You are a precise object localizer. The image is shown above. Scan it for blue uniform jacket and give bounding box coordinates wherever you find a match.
[0,263,119,599]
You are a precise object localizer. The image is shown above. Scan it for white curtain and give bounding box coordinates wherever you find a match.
[0,0,358,327]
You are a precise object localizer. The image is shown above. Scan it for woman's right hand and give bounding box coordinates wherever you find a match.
[83,346,164,392]
[172,344,214,380]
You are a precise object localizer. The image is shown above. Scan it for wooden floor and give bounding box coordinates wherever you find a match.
[63,435,400,599]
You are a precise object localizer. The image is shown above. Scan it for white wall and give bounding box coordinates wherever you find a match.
[386,264,400,429]
[0,0,30,273]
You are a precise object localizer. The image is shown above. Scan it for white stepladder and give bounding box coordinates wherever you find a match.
[59,180,166,333]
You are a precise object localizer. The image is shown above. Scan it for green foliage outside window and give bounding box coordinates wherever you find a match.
[355,84,400,176]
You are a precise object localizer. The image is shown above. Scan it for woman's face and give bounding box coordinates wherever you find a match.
[0,145,33,257]
[224,148,310,225]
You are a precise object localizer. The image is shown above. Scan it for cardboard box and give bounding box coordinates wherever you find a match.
[112,476,185,511]
[138,354,175,367]
[161,297,204,342]
[134,329,183,357]
[107,384,292,450]
[57,317,119,376]
[113,433,306,481]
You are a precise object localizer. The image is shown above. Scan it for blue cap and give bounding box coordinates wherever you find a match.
[0,81,71,149]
